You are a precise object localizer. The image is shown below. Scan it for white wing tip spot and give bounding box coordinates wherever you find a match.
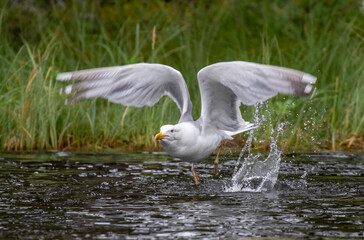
[59,85,72,94]
[302,73,317,84]
[304,84,313,94]
[56,72,73,81]
[64,85,72,94]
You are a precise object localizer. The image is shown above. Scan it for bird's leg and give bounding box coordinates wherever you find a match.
[191,163,200,185]
[214,147,221,175]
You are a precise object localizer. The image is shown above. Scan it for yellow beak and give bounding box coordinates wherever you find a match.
[155,132,167,140]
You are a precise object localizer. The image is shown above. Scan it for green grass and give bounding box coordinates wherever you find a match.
[0,0,363,152]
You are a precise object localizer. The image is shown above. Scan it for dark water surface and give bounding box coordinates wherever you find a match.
[0,151,363,239]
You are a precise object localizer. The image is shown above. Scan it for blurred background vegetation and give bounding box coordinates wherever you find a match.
[0,0,363,152]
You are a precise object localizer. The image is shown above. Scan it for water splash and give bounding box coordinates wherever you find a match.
[225,103,285,193]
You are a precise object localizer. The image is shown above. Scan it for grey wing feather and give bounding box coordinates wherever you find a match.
[57,63,193,123]
[197,61,317,132]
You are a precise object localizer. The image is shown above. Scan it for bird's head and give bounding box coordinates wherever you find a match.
[155,124,181,142]
[154,122,200,160]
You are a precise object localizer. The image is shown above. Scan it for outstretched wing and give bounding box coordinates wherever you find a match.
[197,61,316,132]
[57,63,193,122]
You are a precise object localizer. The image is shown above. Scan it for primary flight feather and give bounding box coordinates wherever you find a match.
[57,61,316,185]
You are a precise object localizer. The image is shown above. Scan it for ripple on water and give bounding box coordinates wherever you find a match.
[0,152,363,239]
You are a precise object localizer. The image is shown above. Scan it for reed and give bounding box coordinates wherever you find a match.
[1,0,363,151]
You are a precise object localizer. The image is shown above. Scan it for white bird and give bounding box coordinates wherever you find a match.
[57,61,316,185]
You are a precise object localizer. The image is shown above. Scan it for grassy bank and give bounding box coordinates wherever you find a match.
[0,0,363,152]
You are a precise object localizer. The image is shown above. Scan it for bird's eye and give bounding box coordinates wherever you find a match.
[170,129,174,133]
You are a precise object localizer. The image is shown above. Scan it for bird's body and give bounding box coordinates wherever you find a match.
[158,121,224,162]
[57,61,316,184]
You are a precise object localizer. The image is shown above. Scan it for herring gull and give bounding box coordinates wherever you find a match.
[57,61,316,185]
